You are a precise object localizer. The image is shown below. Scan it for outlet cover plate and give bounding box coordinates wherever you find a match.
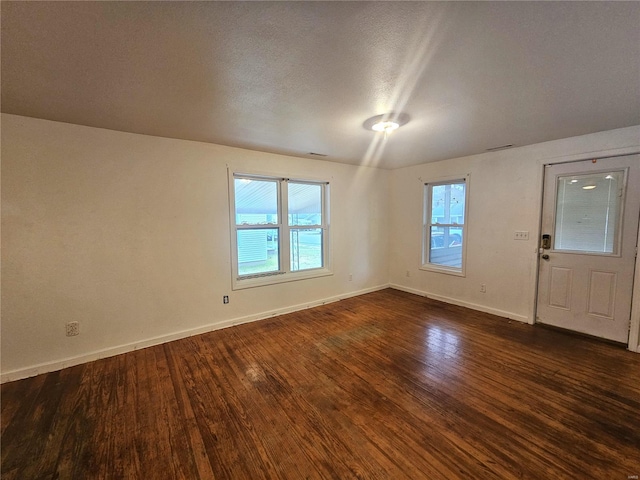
[66,321,79,336]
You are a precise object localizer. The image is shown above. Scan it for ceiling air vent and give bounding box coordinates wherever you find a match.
[486,144,514,152]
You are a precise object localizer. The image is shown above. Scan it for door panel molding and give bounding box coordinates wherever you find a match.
[548,266,572,310]
[587,270,617,319]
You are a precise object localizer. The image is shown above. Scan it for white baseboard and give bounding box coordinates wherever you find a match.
[389,284,530,323]
[1,284,390,384]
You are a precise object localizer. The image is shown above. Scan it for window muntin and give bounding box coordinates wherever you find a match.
[231,173,330,288]
[422,178,467,274]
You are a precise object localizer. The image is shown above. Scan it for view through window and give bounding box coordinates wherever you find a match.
[423,179,467,273]
[233,174,329,286]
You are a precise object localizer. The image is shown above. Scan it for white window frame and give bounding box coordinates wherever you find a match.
[229,170,331,290]
[421,175,469,276]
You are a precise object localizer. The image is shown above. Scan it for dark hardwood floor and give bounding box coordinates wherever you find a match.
[2,289,640,479]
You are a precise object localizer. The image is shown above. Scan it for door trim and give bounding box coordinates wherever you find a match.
[629,223,640,353]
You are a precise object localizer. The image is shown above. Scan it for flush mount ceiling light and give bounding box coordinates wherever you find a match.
[363,113,410,134]
[582,185,597,190]
[372,121,399,133]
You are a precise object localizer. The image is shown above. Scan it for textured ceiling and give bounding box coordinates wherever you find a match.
[2,1,639,169]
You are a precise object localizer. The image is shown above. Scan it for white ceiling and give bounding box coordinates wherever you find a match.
[2,1,639,169]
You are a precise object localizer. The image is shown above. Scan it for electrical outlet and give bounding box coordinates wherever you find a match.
[406,270,410,277]
[480,284,486,293]
[514,231,529,240]
[223,295,229,304]
[66,321,79,336]
[349,273,353,281]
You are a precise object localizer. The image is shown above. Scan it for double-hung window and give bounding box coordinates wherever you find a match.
[422,176,468,275]
[231,173,330,289]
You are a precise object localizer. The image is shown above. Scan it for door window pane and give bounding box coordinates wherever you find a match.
[290,228,323,271]
[554,171,623,253]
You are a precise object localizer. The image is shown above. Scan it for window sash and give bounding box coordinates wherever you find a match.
[290,228,324,272]
[231,173,330,286]
[422,178,468,274]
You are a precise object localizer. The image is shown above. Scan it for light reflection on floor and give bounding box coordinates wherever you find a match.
[425,325,461,357]
[384,324,464,399]
[421,325,463,383]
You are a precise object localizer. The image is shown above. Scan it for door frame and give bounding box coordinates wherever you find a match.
[532,150,640,352]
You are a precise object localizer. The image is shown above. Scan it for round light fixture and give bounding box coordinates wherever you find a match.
[372,121,400,133]
[582,185,597,190]
[363,112,410,133]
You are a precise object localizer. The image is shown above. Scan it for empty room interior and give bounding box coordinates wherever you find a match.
[2,2,640,479]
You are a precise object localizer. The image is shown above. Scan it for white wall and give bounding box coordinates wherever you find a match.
[389,126,640,341]
[3,115,639,382]
[1,114,390,381]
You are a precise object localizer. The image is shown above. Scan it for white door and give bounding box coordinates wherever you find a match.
[536,155,640,343]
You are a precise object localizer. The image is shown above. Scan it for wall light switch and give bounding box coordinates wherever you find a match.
[514,231,529,240]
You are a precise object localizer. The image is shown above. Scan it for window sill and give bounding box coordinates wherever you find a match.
[419,264,466,277]
[232,267,333,291]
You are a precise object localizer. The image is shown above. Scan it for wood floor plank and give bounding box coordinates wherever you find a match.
[2,289,639,479]
[229,324,428,479]
[164,342,218,479]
